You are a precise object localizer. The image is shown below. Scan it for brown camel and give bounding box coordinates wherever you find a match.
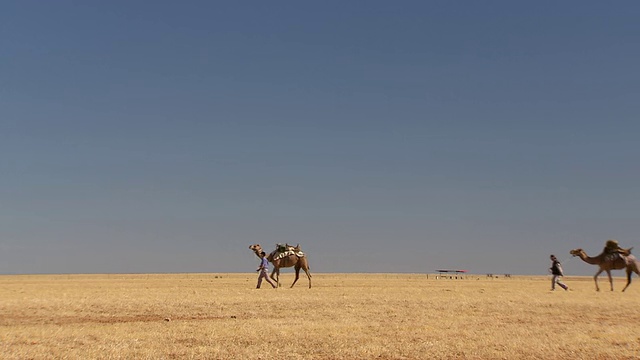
[249,244,312,288]
[569,248,640,292]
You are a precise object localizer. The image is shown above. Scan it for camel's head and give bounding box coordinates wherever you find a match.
[569,249,584,257]
[249,244,263,253]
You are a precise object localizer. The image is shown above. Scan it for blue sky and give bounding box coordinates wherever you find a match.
[2,1,639,275]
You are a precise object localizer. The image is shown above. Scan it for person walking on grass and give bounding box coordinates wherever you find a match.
[549,254,569,291]
[256,251,276,289]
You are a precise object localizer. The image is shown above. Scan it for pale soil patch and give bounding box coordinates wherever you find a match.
[1,273,640,359]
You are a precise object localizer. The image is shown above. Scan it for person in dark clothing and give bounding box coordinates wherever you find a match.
[549,255,569,291]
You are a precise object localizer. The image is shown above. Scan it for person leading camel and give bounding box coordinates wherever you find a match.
[549,255,569,291]
[256,252,276,289]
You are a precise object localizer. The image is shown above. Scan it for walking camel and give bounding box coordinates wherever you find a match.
[569,248,640,292]
[249,244,312,288]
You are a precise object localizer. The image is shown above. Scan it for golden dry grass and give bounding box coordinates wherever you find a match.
[2,273,640,359]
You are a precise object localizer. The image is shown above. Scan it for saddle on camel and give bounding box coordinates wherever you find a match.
[603,239,633,263]
[273,243,305,260]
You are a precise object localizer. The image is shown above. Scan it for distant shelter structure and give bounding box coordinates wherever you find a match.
[435,269,468,279]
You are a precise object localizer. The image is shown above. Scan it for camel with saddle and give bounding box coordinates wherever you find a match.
[570,240,640,292]
[249,243,312,288]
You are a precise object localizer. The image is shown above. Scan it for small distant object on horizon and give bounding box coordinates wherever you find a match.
[436,269,468,273]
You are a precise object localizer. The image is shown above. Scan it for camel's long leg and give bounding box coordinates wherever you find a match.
[288,260,312,289]
[623,268,633,292]
[290,265,300,288]
[594,269,604,291]
[271,267,281,288]
[302,266,312,288]
[288,266,312,288]
[606,270,614,291]
[621,261,640,292]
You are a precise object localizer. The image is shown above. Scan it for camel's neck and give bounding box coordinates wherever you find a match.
[252,250,262,259]
[578,251,602,265]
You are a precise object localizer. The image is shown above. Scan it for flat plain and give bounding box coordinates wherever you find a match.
[2,273,640,359]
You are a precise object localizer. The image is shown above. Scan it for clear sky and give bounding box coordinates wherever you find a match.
[2,1,639,276]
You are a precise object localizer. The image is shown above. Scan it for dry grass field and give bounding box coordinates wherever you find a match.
[2,272,640,359]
